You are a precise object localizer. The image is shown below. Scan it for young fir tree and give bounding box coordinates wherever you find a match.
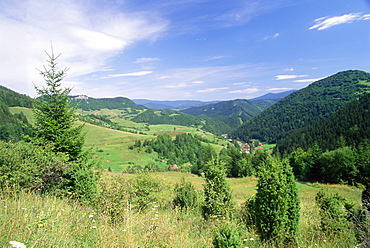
[202,161,234,220]
[31,49,84,162]
[253,158,300,245]
[29,48,98,202]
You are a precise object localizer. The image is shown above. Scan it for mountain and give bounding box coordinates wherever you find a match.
[132,99,219,110]
[0,85,31,141]
[131,108,202,126]
[275,92,370,155]
[250,90,297,101]
[231,70,370,143]
[0,85,33,108]
[70,95,146,111]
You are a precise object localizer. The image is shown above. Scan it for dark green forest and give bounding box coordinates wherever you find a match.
[275,93,370,155]
[232,70,370,143]
[0,86,32,141]
[69,96,146,111]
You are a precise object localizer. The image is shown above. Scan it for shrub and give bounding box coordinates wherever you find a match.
[173,178,199,210]
[315,190,352,236]
[253,159,300,245]
[202,161,234,220]
[213,221,242,248]
[130,173,163,211]
[0,141,69,192]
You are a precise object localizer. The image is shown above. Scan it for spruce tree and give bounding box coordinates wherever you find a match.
[31,49,84,162]
[28,48,98,202]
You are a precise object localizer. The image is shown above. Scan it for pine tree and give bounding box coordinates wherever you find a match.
[31,48,84,162]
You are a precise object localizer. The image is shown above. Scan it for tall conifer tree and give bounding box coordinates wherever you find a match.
[31,48,84,162]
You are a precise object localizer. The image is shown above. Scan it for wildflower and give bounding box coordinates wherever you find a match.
[249,238,254,241]
[9,241,26,248]
[89,214,94,218]
[91,226,97,229]
[92,220,96,223]
[323,240,327,242]
[0,214,3,217]
[61,209,65,211]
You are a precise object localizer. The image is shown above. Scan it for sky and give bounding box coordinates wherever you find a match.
[1,0,370,101]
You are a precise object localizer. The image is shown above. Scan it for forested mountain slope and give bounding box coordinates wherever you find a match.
[180,99,275,135]
[232,70,370,143]
[70,96,146,111]
[0,85,31,141]
[275,93,370,155]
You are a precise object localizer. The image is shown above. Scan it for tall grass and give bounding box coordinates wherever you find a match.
[1,172,363,247]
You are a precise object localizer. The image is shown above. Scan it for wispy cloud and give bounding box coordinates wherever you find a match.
[294,77,327,83]
[263,33,280,40]
[309,13,370,30]
[267,87,293,91]
[197,87,229,93]
[164,82,188,88]
[192,81,204,84]
[103,71,153,78]
[275,75,308,80]
[228,88,259,94]
[0,0,167,96]
[134,57,161,63]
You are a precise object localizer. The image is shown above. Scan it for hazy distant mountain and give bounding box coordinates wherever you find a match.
[250,90,297,100]
[132,99,219,110]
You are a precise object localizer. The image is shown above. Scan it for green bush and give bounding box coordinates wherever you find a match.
[131,173,164,211]
[213,221,242,248]
[173,178,199,210]
[0,141,69,192]
[202,161,234,220]
[253,159,300,245]
[315,190,352,235]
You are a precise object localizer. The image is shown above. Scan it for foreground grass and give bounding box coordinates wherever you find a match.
[0,171,363,247]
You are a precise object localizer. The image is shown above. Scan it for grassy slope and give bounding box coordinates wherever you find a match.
[0,172,362,247]
[10,107,228,171]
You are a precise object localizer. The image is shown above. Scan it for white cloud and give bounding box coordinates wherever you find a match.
[103,71,153,78]
[309,13,370,30]
[294,77,327,83]
[134,57,161,63]
[228,88,259,94]
[197,87,229,93]
[263,33,280,40]
[0,0,167,96]
[284,67,294,71]
[267,87,293,91]
[192,81,204,84]
[164,83,188,88]
[275,75,308,80]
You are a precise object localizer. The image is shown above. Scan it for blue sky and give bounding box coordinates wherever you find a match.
[0,0,370,100]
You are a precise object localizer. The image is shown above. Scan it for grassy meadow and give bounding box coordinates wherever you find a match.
[0,171,362,247]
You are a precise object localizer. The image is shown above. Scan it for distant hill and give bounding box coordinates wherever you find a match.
[275,92,370,155]
[250,90,297,101]
[232,70,370,143]
[180,99,277,135]
[131,108,202,127]
[70,96,146,112]
[0,85,31,141]
[132,99,219,110]
[0,85,33,108]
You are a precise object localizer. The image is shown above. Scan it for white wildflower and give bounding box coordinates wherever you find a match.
[9,241,26,248]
